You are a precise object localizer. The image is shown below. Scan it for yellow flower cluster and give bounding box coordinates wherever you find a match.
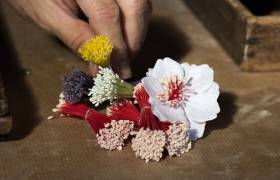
[78,35,113,67]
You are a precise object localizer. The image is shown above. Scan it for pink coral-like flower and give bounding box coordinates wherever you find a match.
[131,128,166,162]
[97,120,134,150]
[142,58,220,140]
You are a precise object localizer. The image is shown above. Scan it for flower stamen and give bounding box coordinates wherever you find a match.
[157,76,190,107]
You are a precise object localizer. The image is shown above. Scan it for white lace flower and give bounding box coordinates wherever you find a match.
[142,57,220,140]
[88,67,134,106]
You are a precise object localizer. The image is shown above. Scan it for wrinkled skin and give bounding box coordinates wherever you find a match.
[8,0,152,78]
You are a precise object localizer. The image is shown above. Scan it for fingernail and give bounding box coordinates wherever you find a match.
[113,60,132,79]
[89,62,99,77]
[119,61,132,79]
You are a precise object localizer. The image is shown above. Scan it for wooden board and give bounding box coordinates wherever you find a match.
[186,0,280,72]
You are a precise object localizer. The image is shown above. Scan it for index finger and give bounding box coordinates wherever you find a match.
[76,0,132,78]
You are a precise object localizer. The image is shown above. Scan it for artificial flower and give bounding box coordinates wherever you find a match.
[107,99,171,131]
[63,69,94,103]
[131,128,166,162]
[133,83,172,131]
[166,123,192,156]
[142,57,220,140]
[107,100,140,122]
[133,83,150,109]
[88,67,134,106]
[97,120,134,150]
[78,35,113,67]
[52,93,111,133]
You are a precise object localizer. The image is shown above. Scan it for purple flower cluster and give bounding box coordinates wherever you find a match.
[63,69,94,103]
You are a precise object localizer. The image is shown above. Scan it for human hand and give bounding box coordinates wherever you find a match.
[8,0,152,79]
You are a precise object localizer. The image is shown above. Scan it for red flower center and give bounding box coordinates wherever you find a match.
[157,76,190,107]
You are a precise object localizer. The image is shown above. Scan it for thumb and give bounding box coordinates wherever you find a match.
[52,13,94,51]
[52,13,99,75]
[76,0,132,79]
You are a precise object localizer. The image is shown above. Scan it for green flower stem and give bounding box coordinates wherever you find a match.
[113,79,135,99]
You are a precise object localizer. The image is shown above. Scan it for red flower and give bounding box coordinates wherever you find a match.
[54,99,110,133]
[107,84,171,131]
[107,100,140,123]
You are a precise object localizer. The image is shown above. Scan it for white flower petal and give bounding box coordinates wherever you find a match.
[186,64,214,93]
[208,82,220,99]
[146,68,153,77]
[152,58,185,80]
[180,62,190,72]
[189,120,206,141]
[151,100,187,123]
[150,59,164,78]
[185,92,220,123]
[142,77,162,97]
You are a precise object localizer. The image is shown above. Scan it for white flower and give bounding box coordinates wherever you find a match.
[142,57,220,140]
[88,67,134,106]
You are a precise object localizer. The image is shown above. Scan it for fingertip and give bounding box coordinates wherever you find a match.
[113,61,132,79]
[89,62,99,77]
[120,68,133,80]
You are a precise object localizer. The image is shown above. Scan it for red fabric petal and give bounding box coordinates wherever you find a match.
[107,100,140,123]
[57,101,111,133]
[85,109,111,133]
[133,83,150,109]
[59,102,90,119]
[139,106,160,130]
[158,121,172,131]
[133,83,172,131]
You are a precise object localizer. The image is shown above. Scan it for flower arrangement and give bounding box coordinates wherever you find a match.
[50,36,220,162]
